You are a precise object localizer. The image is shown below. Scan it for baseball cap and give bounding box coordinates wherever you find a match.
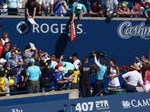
[134,3,141,10]
[77,4,82,10]
[58,66,65,72]
[29,58,35,63]
[0,58,6,63]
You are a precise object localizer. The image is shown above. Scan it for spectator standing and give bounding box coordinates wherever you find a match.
[54,0,67,17]
[7,0,20,15]
[72,53,81,70]
[107,59,120,88]
[79,57,93,98]
[23,58,41,93]
[93,53,107,96]
[71,3,87,22]
[0,71,6,93]
[25,0,37,19]
[135,55,149,68]
[122,63,148,93]
[104,0,118,18]
[59,55,74,75]
[38,0,54,16]
[41,59,55,92]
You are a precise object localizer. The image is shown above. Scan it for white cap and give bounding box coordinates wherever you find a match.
[0,58,6,63]
[77,4,82,10]
[58,66,65,72]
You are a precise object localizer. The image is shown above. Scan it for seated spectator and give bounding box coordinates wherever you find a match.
[0,58,6,71]
[7,0,20,15]
[38,0,54,16]
[8,70,18,93]
[89,2,103,17]
[144,2,150,19]
[104,0,118,19]
[6,51,24,75]
[2,42,10,58]
[117,1,130,16]
[131,3,144,16]
[54,0,67,17]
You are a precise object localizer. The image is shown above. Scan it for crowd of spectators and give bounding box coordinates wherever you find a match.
[0,31,149,98]
[0,0,150,19]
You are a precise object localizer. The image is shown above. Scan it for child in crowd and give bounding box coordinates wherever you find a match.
[144,2,150,19]
[0,71,6,94]
[71,70,80,89]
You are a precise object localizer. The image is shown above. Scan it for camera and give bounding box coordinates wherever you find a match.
[88,51,107,59]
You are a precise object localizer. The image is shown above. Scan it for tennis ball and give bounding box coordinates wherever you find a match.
[9,79,14,84]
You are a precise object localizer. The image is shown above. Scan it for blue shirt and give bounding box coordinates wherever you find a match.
[94,57,107,80]
[54,72,64,82]
[26,65,41,81]
[72,3,87,14]
[7,55,23,70]
[96,64,107,80]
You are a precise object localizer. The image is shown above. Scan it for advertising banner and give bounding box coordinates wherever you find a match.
[0,17,150,66]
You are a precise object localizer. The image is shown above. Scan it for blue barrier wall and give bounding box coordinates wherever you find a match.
[0,92,150,112]
[0,17,150,66]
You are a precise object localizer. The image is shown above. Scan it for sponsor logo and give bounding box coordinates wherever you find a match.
[75,100,110,112]
[16,21,29,34]
[16,22,83,34]
[117,21,150,40]
[121,98,150,109]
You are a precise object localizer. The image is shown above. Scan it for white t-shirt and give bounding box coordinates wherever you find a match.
[122,70,143,86]
[39,0,54,10]
[131,7,144,13]
[145,0,150,2]
[73,59,81,70]
[103,0,118,13]
[1,38,9,45]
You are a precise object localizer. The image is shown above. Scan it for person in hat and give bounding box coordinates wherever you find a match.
[117,1,130,16]
[131,3,144,15]
[23,58,41,93]
[71,3,87,22]
[122,63,148,93]
[0,58,6,71]
[54,66,73,89]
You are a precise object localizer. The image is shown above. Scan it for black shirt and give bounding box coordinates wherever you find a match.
[79,64,93,83]
[25,2,37,15]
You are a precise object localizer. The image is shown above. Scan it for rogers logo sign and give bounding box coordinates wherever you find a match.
[117,21,150,40]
